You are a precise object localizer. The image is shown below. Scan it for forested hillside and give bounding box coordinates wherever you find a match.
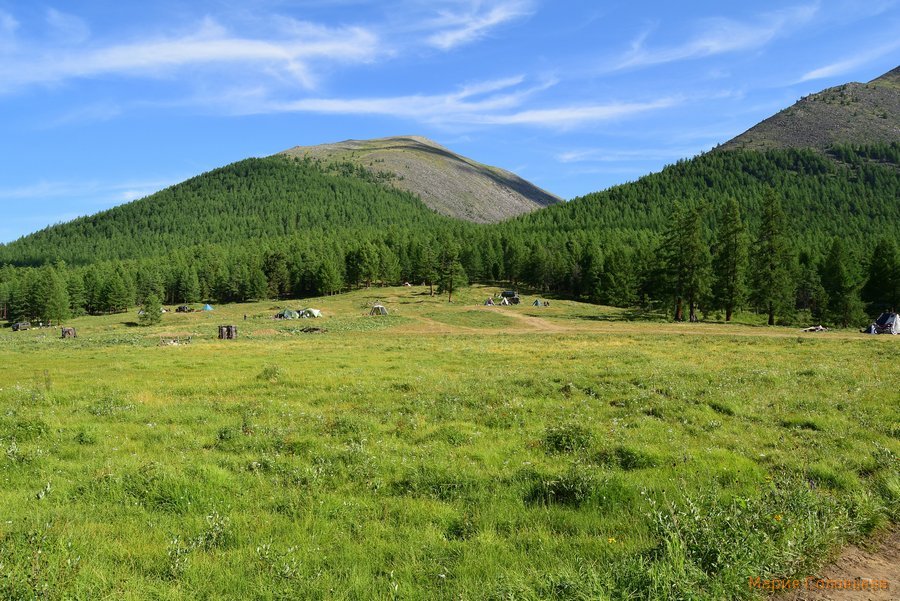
[0,156,457,266]
[1,145,898,329]
[504,144,900,254]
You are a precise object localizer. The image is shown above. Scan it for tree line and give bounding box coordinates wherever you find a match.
[1,144,898,328]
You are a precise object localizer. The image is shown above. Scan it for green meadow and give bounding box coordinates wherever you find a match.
[1,285,897,600]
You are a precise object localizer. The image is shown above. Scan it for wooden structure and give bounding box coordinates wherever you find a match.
[218,325,238,340]
[61,327,77,339]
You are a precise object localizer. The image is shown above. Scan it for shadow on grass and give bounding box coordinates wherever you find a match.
[564,307,669,323]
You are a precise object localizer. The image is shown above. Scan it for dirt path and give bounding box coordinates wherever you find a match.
[777,529,899,600]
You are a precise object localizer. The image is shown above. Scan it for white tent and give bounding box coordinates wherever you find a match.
[301,308,322,318]
[867,312,899,334]
[370,304,388,315]
[499,298,510,306]
[532,299,542,306]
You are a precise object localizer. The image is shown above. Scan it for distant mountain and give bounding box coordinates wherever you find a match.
[720,66,900,152]
[279,136,561,223]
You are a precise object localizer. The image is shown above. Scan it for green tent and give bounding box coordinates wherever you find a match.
[276,309,300,319]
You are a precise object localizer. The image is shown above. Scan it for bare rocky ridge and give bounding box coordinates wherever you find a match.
[720,66,900,152]
[279,136,561,223]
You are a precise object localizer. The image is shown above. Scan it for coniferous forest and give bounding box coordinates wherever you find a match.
[1,144,898,328]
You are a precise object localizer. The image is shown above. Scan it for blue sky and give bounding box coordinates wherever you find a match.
[0,0,898,243]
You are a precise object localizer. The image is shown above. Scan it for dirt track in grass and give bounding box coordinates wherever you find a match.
[778,529,899,600]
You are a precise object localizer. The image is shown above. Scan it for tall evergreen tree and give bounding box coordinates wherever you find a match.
[821,238,866,327]
[102,270,131,313]
[712,198,748,321]
[795,253,828,322]
[41,266,71,324]
[139,293,163,326]
[660,203,711,321]
[67,271,86,316]
[599,247,638,307]
[177,266,201,304]
[437,240,468,302]
[314,258,344,296]
[861,237,900,312]
[751,191,794,325]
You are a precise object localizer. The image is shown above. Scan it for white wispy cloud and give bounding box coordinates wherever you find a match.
[259,76,678,128]
[426,0,534,50]
[0,16,381,94]
[557,146,703,163]
[798,39,900,82]
[616,4,819,70]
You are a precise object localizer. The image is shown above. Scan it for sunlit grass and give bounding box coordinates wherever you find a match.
[1,285,897,599]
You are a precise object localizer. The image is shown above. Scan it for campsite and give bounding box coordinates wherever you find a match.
[1,283,897,599]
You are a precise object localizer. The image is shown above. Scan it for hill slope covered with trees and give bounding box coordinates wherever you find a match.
[1,142,898,330]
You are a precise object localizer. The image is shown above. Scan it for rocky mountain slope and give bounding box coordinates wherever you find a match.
[720,66,900,152]
[280,136,561,223]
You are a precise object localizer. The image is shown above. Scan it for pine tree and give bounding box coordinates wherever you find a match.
[862,238,900,312]
[795,254,828,322]
[314,258,344,296]
[177,266,201,304]
[415,243,439,296]
[41,267,71,325]
[712,198,748,321]
[263,251,291,298]
[437,240,468,302]
[245,266,269,301]
[139,293,163,326]
[821,238,866,327]
[67,271,86,316]
[102,270,131,313]
[600,247,637,307]
[660,203,711,321]
[751,191,794,325]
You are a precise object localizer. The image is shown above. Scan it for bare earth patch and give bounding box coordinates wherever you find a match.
[778,529,899,600]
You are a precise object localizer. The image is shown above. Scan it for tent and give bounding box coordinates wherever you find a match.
[370,304,388,315]
[532,299,542,306]
[300,308,321,318]
[276,309,300,320]
[867,312,899,335]
[484,298,495,306]
[499,298,510,306]
[202,304,214,311]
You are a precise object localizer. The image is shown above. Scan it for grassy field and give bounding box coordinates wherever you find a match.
[1,285,897,599]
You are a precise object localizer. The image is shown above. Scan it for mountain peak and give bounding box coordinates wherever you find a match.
[871,65,900,87]
[279,136,561,223]
[719,65,900,152]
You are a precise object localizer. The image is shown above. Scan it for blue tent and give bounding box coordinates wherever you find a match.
[202,304,214,311]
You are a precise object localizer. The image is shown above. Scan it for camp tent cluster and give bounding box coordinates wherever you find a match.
[275,308,321,319]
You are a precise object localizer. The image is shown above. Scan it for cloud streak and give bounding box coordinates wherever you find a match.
[0,16,381,93]
[616,4,819,70]
[426,0,534,50]
[798,39,900,82]
[262,77,678,128]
